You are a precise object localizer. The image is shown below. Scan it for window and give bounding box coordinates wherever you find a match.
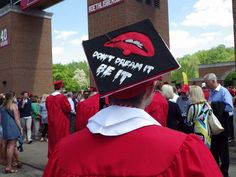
[154,0,160,8]
[136,0,160,9]
[0,0,21,9]
[145,0,152,5]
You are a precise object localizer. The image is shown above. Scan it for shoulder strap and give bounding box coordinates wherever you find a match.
[5,109,15,119]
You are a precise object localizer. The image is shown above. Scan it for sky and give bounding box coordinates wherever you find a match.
[47,0,234,64]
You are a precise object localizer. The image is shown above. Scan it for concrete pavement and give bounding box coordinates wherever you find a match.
[0,141,47,177]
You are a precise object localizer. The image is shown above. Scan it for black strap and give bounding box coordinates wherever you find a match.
[5,109,15,120]
[99,97,106,110]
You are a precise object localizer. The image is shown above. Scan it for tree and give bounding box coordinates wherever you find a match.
[171,45,234,82]
[73,69,89,90]
[52,61,90,91]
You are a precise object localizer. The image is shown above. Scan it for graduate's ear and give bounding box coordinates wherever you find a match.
[141,86,154,109]
[145,82,155,97]
[142,82,155,106]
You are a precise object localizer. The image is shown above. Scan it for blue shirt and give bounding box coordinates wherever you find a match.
[209,84,233,114]
[176,96,191,117]
[18,98,32,117]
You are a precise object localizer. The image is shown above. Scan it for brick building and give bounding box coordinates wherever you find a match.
[0,0,171,94]
[0,4,53,96]
[188,61,235,86]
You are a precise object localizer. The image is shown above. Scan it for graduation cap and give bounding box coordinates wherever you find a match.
[82,19,180,98]
[53,80,64,90]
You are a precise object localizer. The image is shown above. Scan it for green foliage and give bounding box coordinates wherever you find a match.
[52,61,89,92]
[171,45,235,83]
[225,71,236,87]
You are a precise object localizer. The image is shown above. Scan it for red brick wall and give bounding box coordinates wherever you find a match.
[0,11,53,96]
[199,65,235,78]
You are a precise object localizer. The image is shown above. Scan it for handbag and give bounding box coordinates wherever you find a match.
[207,104,224,135]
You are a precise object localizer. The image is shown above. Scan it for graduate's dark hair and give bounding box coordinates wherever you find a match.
[109,91,146,108]
[3,91,16,109]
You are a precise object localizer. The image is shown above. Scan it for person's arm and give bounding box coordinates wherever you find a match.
[173,134,223,177]
[62,96,72,114]
[12,104,23,135]
[31,103,41,116]
[175,103,183,122]
[223,89,233,113]
[21,99,26,109]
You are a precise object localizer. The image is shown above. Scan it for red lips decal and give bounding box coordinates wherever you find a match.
[104,32,155,57]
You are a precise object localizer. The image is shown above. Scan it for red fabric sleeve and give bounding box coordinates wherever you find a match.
[61,95,71,114]
[75,94,100,131]
[162,134,223,177]
[145,92,168,126]
[75,102,99,131]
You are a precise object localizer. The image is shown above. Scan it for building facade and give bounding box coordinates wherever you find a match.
[0,4,53,95]
[0,0,171,94]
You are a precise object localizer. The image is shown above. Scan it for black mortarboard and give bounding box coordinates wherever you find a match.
[82,19,180,98]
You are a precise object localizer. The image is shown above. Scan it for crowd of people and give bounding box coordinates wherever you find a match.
[0,72,234,176]
[43,20,234,177]
[0,86,88,173]
[43,72,234,177]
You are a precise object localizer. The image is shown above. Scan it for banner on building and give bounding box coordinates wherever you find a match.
[0,28,9,48]
[88,0,124,14]
[20,0,42,10]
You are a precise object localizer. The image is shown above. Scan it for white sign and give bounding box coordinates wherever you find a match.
[0,28,9,48]
[89,0,124,14]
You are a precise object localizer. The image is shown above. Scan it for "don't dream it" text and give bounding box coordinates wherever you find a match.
[93,51,155,85]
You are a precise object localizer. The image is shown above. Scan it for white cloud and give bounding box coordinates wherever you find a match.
[52,34,88,64]
[69,35,88,45]
[170,30,233,58]
[182,0,233,27]
[54,30,78,40]
[170,22,178,28]
[224,33,234,44]
[52,46,64,55]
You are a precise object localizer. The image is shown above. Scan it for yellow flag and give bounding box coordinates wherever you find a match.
[182,72,188,85]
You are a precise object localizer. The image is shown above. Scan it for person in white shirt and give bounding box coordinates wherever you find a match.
[67,92,76,133]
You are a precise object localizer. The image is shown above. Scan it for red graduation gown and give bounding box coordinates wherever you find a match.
[43,126,222,177]
[75,94,100,131]
[46,93,71,158]
[203,89,210,101]
[75,94,109,131]
[145,91,168,126]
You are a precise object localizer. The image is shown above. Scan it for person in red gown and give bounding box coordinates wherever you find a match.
[75,93,100,131]
[43,20,222,176]
[43,81,222,177]
[202,82,210,101]
[46,80,71,158]
[145,77,168,126]
[76,92,109,131]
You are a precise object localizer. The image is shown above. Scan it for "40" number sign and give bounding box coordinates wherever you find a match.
[0,28,9,48]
